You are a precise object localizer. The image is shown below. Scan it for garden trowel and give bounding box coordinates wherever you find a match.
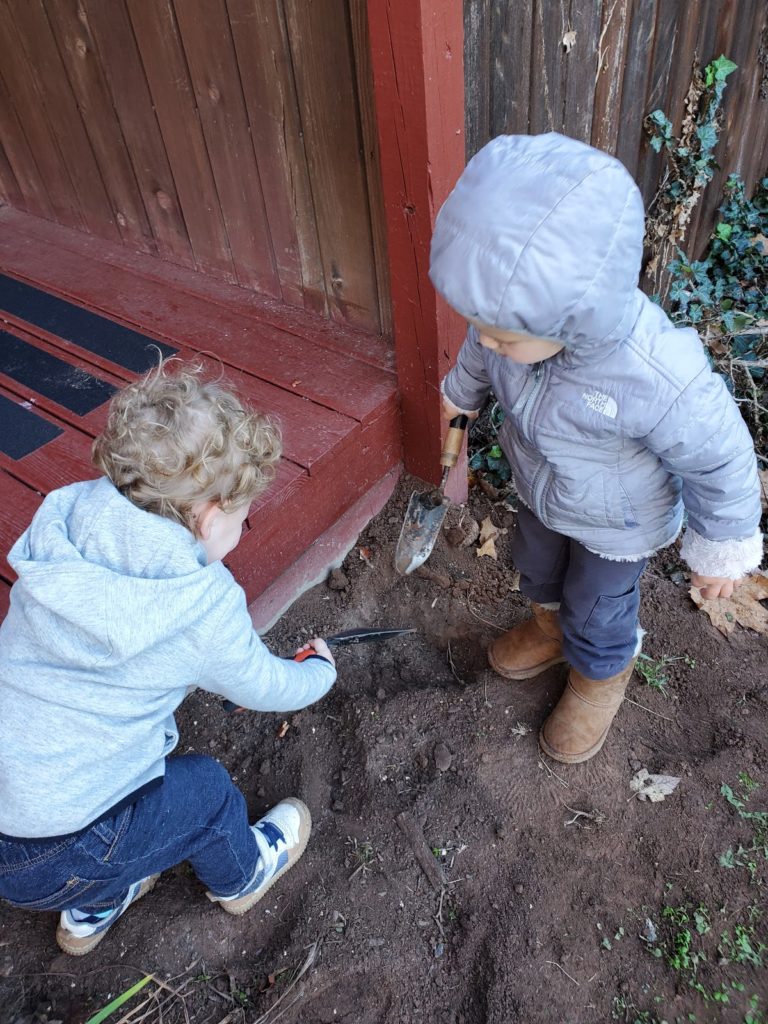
[394,414,469,575]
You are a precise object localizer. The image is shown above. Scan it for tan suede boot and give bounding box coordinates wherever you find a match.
[539,660,636,764]
[487,603,565,680]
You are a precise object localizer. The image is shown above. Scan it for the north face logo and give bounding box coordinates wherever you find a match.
[582,391,618,419]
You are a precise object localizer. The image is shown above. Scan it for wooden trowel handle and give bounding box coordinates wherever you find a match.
[440,414,469,469]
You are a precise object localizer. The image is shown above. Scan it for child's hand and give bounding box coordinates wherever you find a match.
[691,574,743,600]
[442,396,479,421]
[295,638,336,666]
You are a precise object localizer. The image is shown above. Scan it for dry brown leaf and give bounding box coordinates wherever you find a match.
[479,516,500,545]
[690,574,768,637]
[477,536,498,560]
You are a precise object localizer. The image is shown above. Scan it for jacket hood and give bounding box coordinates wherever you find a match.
[429,133,645,353]
[8,477,215,662]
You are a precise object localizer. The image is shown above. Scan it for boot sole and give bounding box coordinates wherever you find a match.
[219,798,312,917]
[538,726,609,764]
[487,649,566,681]
[56,874,159,956]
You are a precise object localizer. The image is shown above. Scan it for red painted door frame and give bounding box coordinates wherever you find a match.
[367,0,467,495]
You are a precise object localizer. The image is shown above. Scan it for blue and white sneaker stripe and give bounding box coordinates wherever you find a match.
[59,877,154,939]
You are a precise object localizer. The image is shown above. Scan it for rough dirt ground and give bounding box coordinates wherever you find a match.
[1,476,766,1024]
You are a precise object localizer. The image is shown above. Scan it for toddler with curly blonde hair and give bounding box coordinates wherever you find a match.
[0,359,336,955]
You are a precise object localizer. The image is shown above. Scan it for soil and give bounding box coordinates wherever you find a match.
[1,475,767,1024]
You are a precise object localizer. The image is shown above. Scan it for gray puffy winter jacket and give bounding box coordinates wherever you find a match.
[431,133,762,576]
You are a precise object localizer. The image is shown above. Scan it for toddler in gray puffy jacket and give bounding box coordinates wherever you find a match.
[431,133,762,764]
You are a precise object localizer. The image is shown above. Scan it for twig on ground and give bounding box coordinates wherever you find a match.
[466,603,505,630]
[563,805,606,827]
[624,696,674,721]
[396,812,447,890]
[544,960,580,985]
[538,754,569,788]
[251,941,320,1024]
[446,641,465,685]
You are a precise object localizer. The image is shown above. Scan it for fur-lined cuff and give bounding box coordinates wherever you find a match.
[680,527,763,579]
[440,377,481,417]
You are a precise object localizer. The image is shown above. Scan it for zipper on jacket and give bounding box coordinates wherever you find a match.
[518,362,551,521]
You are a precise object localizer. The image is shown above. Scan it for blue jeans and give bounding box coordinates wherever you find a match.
[512,504,645,679]
[0,755,259,914]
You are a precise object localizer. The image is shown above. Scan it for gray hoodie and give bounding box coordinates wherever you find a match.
[431,133,762,575]
[0,478,336,838]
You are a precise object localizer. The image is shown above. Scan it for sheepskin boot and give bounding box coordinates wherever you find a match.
[539,660,636,764]
[487,602,565,680]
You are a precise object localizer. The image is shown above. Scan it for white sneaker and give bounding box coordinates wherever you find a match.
[56,874,159,956]
[207,798,311,916]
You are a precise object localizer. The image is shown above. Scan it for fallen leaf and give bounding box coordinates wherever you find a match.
[690,574,768,637]
[630,768,681,802]
[277,720,289,739]
[510,721,531,737]
[562,29,577,52]
[478,516,499,545]
[477,536,497,559]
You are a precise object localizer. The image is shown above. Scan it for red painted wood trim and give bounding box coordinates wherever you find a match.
[367,0,467,490]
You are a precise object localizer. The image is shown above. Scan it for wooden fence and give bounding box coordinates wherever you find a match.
[0,0,387,335]
[465,0,768,258]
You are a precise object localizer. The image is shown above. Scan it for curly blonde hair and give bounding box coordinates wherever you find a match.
[92,359,282,531]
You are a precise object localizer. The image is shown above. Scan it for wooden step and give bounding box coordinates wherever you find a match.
[0,209,401,613]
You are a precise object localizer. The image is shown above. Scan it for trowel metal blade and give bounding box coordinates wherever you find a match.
[394,488,449,575]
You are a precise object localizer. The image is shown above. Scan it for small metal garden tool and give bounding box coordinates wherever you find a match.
[394,414,469,575]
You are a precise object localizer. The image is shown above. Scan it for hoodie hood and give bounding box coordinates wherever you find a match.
[429,133,645,353]
[7,477,214,663]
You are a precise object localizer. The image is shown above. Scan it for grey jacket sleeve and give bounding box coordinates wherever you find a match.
[196,584,336,711]
[441,326,492,413]
[643,364,763,577]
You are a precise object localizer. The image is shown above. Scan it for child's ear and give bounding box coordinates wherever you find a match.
[191,500,220,540]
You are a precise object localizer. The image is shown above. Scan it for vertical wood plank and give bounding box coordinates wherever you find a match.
[43,0,155,254]
[562,0,602,143]
[464,0,491,156]
[490,0,534,139]
[0,70,55,219]
[636,2,680,204]
[349,0,393,337]
[591,0,631,153]
[0,2,84,229]
[226,0,326,312]
[283,0,379,332]
[615,0,658,176]
[126,0,238,282]
[172,0,280,296]
[81,0,196,269]
[368,0,466,485]
[529,0,569,134]
[6,0,120,240]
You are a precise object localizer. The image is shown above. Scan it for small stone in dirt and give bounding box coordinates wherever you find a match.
[495,820,508,838]
[434,742,452,772]
[259,759,271,776]
[376,687,387,701]
[328,568,349,591]
[368,938,385,947]
[434,942,445,957]
[332,799,345,812]
[256,786,265,797]
[417,919,430,928]
[514,884,524,894]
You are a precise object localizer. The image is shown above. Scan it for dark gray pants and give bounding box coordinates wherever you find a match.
[512,504,645,680]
